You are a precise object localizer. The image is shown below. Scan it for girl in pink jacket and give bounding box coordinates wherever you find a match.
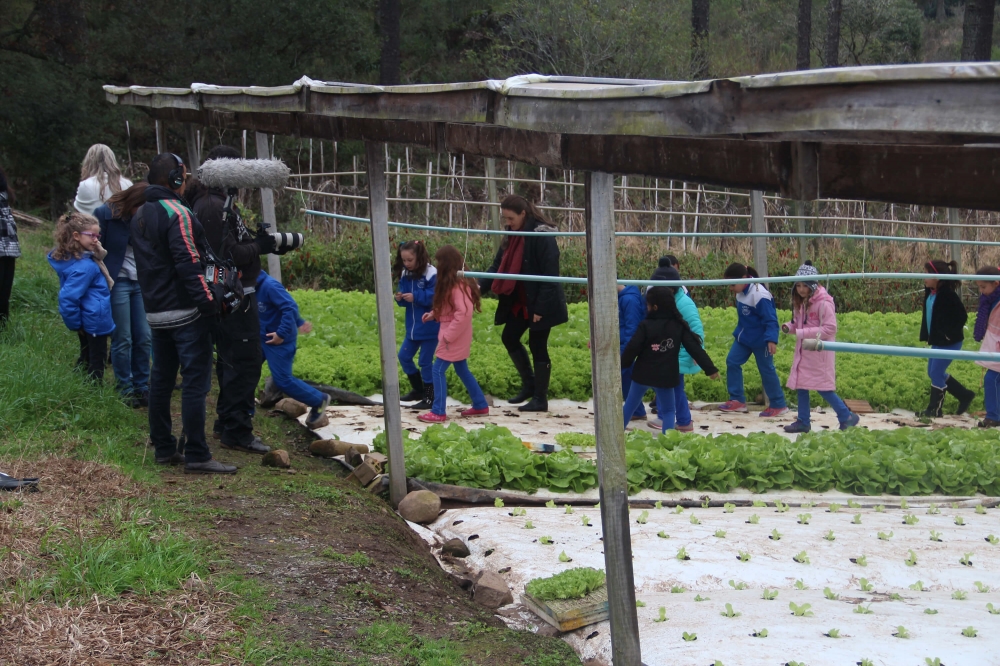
[974,267,1000,428]
[418,245,490,423]
[781,262,859,433]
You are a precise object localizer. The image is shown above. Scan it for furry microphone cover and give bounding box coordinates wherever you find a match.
[197,158,291,190]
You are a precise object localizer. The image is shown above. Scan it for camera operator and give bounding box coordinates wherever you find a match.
[131,153,236,474]
[187,145,276,454]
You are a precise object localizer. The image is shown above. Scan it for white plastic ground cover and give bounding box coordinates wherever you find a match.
[429,504,1000,666]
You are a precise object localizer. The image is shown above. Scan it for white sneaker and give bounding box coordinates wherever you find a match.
[646,418,663,430]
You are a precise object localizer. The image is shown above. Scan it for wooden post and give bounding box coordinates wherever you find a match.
[751,190,769,277]
[155,120,166,154]
[255,132,282,281]
[948,208,962,273]
[365,141,407,508]
[584,171,642,666]
[795,200,808,262]
[184,123,202,172]
[485,158,500,234]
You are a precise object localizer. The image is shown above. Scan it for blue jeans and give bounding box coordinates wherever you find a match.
[726,340,787,408]
[149,317,213,463]
[928,342,963,388]
[431,358,488,415]
[110,278,151,395]
[985,370,1000,421]
[675,375,692,426]
[263,342,327,408]
[621,364,646,418]
[796,389,852,426]
[624,382,675,432]
[398,336,436,384]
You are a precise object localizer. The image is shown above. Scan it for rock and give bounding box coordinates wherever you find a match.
[259,376,284,408]
[275,398,308,418]
[441,538,470,558]
[397,489,441,524]
[309,439,370,458]
[262,449,291,468]
[473,571,513,608]
[449,573,474,590]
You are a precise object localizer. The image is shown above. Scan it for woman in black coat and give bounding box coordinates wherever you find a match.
[918,259,974,417]
[480,195,568,411]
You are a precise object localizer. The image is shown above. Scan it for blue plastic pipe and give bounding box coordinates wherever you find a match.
[801,339,1000,362]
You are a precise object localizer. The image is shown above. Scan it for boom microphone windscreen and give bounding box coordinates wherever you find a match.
[197,158,291,190]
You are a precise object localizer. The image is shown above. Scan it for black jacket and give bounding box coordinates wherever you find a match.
[131,185,216,328]
[920,287,967,346]
[480,217,568,330]
[187,184,263,289]
[621,310,718,389]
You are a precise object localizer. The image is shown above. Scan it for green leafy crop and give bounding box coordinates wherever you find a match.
[761,589,779,600]
[524,567,605,601]
[789,602,813,617]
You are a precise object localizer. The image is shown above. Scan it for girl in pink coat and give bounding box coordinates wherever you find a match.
[418,245,490,423]
[781,262,859,433]
[974,266,1000,428]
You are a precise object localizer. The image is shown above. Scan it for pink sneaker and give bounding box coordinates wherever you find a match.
[460,407,489,417]
[675,422,694,432]
[718,400,748,413]
[759,406,789,418]
[417,412,447,423]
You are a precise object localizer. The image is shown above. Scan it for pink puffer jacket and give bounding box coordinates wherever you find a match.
[435,284,475,362]
[784,285,837,392]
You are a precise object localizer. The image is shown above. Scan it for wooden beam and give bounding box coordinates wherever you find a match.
[254,132,282,281]
[155,120,166,154]
[310,88,492,124]
[365,141,408,508]
[948,208,962,271]
[750,191,769,277]
[485,157,500,234]
[585,171,641,666]
[184,123,202,173]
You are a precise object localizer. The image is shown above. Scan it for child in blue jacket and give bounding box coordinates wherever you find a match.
[48,211,115,382]
[393,240,438,410]
[256,271,329,429]
[618,283,646,420]
[718,263,788,417]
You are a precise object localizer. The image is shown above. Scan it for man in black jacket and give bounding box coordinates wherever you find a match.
[131,153,236,474]
[188,145,275,454]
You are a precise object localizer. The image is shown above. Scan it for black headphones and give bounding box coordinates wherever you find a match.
[168,153,185,189]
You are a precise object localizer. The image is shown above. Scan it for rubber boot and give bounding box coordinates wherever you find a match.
[507,345,535,404]
[917,386,946,418]
[519,363,550,412]
[945,376,975,415]
[410,383,434,411]
[400,373,424,402]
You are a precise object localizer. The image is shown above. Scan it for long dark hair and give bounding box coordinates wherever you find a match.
[392,240,431,281]
[976,266,1000,279]
[645,286,696,339]
[926,259,959,292]
[0,165,11,200]
[723,262,760,280]
[107,181,148,219]
[432,245,481,317]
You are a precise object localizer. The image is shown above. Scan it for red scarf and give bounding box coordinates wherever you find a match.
[491,234,528,319]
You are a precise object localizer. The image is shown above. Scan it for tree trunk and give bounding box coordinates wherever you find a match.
[691,0,710,79]
[936,0,946,22]
[797,0,812,70]
[823,0,843,67]
[378,0,401,85]
[961,0,996,61]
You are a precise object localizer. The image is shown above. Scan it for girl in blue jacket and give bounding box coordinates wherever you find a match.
[719,263,788,417]
[393,240,439,410]
[48,212,115,382]
[256,271,330,429]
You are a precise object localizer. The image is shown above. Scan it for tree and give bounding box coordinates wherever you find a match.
[824,0,843,66]
[379,0,402,85]
[797,0,812,69]
[840,0,923,65]
[961,0,996,61]
[936,0,946,22]
[691,0,710,79]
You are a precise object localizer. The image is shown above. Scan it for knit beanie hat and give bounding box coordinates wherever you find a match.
[795,260,819,291]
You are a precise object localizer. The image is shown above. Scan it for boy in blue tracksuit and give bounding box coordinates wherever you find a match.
[618,284,647,419]
[718,263,788,417]
[393,240,438,409]
[256,271,329,428]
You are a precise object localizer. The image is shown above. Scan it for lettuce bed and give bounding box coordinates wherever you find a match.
[291,289,984,413]
[374,423,1000,497]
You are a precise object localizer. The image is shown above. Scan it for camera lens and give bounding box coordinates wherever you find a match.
[271,233,304,251]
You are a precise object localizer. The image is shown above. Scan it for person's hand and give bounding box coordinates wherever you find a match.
[394,292,403,301]
[401,293,414,303]
[708,372,720,380]
[255,231,277,255]
[781,324,790,334]
[532,314,542,323]
[298,321,312,334]
[422,312,435,323]
[265,332,284,345]
[767,341,777,355]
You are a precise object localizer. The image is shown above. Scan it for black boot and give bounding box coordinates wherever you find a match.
[410,383,434,411]
[918,386,946,418]
[519,363,550,412]
[507,346,535,404]
[400,373,424,402]
[945,376,975,415]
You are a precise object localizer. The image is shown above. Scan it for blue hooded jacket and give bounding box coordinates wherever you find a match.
[618,285,645,354]
[732,282,780,348]
[48,252,115,336]
[395,265,439,341]
[256,271,305,347]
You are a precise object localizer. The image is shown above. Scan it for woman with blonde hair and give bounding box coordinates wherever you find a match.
[73,144,133,216]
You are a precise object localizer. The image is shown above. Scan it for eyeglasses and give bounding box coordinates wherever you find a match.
[80,232,100,240]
